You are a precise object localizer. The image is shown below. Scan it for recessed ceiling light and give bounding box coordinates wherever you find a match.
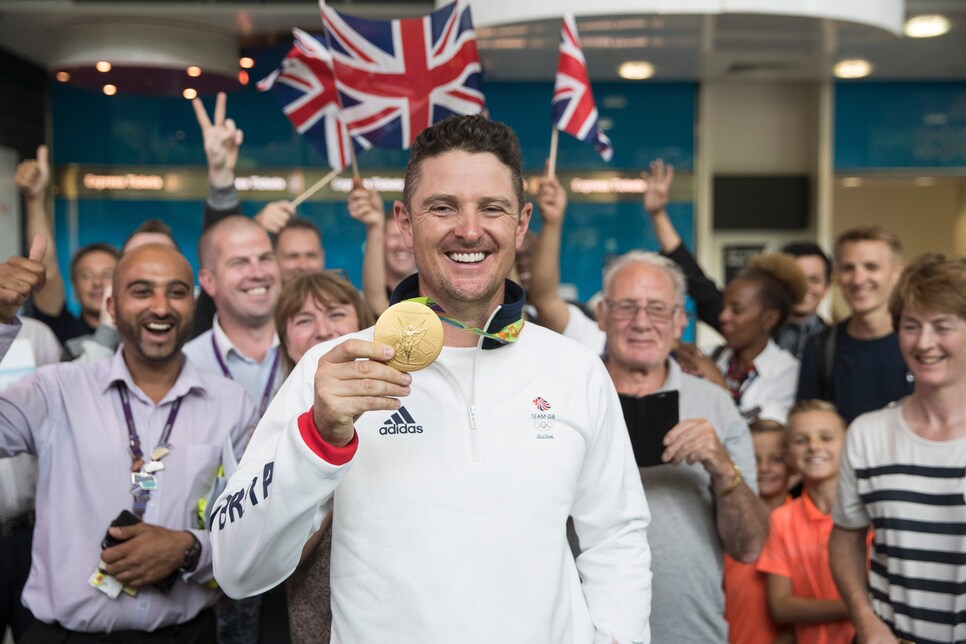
[833,59,872,79]
[239,57,254,69]
[96,61,112,73]
[841,177,863,187]
[102,84,117,96]
[183,88,198,100]
[618,61,654,80]
[55,71,70,82]
[187,66,201,78]
[904,15,950,38]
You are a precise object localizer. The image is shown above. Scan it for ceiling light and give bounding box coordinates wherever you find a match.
[183,88,198,100]
[55,71,70,82]
[48,20,239,96]
[102,84,117,96]
[833,59,872,79]
[840,177,863,187]
[187,66,201,77]
[904,15,950,38]
[239,57,254,69]
[618,61,654,80]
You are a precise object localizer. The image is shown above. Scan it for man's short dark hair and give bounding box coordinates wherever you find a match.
[780,241,831,284]
[121,219,178,253]
[403,114,525,211]
[69,242,118,282]
[274,218,322,249]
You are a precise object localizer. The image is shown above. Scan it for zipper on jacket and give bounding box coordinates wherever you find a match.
[468,403,481,463]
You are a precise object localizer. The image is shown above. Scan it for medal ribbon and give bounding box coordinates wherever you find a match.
[405,297,524,345]
[116,382,182,518]
[211,334,281,417]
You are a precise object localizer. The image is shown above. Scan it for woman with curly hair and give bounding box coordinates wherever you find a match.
[675,252,808,424]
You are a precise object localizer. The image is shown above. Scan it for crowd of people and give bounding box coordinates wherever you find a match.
[0,103,963,644]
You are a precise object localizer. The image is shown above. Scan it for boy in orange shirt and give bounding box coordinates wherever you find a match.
[757,400,861,643]
[724,419,793,644]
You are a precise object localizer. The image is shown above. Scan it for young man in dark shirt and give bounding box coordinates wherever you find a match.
[796,226,913,422]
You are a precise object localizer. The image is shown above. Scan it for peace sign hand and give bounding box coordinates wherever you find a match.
[192,91,244,189]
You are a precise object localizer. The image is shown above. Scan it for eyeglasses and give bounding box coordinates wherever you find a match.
[605,299,679,322]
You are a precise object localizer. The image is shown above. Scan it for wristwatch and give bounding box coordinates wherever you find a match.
[180,534,202,573]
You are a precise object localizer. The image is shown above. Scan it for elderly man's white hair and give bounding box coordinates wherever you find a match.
[602,250,687,307]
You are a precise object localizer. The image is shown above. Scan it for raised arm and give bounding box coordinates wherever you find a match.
[193,92,244,230]
[15,146,63,317]
[527,174,571,333]
[643,159,682,254]
[347,181,390,316]
[644,160,724,330]
[0,236,48,327]
[210,338,411,597]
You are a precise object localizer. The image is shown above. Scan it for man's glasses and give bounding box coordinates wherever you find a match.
[604,299,679,323]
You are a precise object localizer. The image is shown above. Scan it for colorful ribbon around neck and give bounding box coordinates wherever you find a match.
[405,297,524,344]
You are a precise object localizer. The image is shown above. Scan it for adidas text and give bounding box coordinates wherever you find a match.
[379,424,423,435]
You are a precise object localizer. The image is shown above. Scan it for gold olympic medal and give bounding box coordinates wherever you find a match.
[373,301,445,372]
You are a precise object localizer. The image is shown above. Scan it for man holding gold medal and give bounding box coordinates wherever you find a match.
[210,115,652,644]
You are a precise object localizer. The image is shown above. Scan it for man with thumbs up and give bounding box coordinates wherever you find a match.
[0,242,256,643]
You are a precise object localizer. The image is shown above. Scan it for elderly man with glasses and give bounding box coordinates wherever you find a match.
[587,250,767,643]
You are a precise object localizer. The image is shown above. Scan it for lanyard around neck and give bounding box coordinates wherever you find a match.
[116,382,182,517]
[211,333,280,417]
[405,296,524,345]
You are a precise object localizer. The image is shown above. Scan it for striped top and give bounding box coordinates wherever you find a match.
[834,403,966,644]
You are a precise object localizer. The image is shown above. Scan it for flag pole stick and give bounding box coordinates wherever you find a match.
[291,168,341,208]
[547,127,559,180]
[350,147,360,181]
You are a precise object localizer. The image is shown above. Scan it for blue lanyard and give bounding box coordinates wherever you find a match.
[211,334,280,418]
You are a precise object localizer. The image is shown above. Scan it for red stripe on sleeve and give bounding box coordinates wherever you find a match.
[298,409,358,465]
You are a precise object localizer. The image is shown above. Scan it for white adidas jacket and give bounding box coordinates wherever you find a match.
[210,323,652,644]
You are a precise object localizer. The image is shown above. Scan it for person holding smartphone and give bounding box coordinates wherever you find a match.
[0,242,256,642]
[595,250,768,643]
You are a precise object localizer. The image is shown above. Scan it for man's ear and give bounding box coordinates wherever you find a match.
[198,268,217,298]
[393,201,415,250]
[106,293,117,326]
[516,202,533,248]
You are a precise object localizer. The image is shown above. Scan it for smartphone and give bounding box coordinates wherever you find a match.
[619,390,680,468]
[101,509,141,550]
[101,509,178,593]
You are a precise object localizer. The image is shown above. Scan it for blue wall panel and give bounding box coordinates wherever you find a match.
[835,81,966,170]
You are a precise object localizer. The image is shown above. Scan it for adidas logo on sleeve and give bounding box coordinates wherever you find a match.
[379,406,423,435]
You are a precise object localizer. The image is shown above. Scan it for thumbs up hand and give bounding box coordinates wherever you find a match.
[0,235,49,324]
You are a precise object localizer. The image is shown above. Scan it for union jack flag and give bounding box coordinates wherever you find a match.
[532,397,552,412]
[320,0,485,150]
[258,28,358,172]
[552,13,613,161]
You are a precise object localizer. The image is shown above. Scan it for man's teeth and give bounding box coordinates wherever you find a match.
[449,252,485,263]
[246,287,268,295]
[146,322,173,331]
